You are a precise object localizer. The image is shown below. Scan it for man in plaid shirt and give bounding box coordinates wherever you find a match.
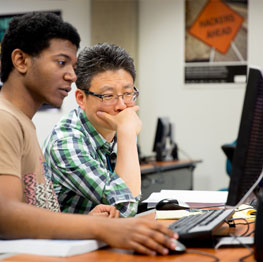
[43,43,141,217]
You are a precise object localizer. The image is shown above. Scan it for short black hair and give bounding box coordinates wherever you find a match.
[1,11,81,83]
[75,43,136,90]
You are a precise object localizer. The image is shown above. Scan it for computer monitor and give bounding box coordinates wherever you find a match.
[226,67,263,208]
[153,117,178,161]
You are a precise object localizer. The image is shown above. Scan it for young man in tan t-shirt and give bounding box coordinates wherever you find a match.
[0,12,178,256]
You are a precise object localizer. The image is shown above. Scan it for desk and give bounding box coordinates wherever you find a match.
[140,159,201,201]
[1,212,255,262]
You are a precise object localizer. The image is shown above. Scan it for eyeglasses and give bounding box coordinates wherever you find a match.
[82,86,139,105]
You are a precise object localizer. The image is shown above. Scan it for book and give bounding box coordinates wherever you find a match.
[155,209,203,220]
[0,239,107,257]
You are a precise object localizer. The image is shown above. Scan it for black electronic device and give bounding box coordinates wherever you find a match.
[153,117,178,161]
[226,67,263,208]
[156,198,190,211]
[168,209,234,245]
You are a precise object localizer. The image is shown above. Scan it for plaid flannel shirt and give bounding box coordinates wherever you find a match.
[43,107,139,217]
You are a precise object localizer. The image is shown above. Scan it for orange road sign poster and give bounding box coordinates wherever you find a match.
[189,0,243,54]
[185,0,247,84]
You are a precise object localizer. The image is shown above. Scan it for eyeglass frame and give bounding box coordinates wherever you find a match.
[81,86,139,104]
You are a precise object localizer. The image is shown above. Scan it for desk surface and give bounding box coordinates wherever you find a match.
[140,159,202,175]
[1,212,255,262]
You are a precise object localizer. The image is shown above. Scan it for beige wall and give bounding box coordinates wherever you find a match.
[91,0,138,68]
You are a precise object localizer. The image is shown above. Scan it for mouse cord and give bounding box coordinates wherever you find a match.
[238,251,254,262]
[225,218,255,237]
[245,229,254,237]
[222,218,254,262]
[186,250,219,262]
[228,233,254,262]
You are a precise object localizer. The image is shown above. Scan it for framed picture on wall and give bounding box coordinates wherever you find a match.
[184,0,248,84]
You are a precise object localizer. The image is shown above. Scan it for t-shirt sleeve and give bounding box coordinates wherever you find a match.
[0,110,23,177]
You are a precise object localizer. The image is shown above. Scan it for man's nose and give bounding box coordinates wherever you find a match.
[114,96,127,111]
[64,67,77,82]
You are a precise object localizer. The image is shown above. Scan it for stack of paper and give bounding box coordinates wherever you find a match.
[143,190,228,209]
[0,239,107,257]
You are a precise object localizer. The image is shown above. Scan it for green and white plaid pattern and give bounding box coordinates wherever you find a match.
[43,107,139,217]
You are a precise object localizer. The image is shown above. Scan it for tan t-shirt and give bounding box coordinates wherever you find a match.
[0,97,60,212]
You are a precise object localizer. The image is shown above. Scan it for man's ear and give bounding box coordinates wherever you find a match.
[75,89,87,110]
[11,49,30,74]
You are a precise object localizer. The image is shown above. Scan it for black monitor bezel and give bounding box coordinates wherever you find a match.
[226,67,263,208]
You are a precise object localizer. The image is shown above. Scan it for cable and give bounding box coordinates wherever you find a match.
[177,146,192,160]
[217,219,254,261]
[239,251,254,262]
[234,221,255,226]
[228,233,254,262]
[246,230,254,237]
[225,218,251,236]
[226,218,255,237]
[186,250,219,262]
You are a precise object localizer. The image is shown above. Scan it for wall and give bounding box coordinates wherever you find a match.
[1,0,263,191]
[138,0,263,190]
[0,0,91,146]
[90,0,138,66]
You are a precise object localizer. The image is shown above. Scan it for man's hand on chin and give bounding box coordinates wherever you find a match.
[97,106,141,135]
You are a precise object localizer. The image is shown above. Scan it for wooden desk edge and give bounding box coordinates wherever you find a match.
[140,159,202,174]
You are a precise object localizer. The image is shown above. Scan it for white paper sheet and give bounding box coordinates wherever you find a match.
[143,189,228,208]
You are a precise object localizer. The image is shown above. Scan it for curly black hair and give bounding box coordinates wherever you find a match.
[1,11,81,83]
[75,43,136,90]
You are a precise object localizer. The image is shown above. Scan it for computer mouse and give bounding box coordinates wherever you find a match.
[169,238,186,254]
[155,198,190,211]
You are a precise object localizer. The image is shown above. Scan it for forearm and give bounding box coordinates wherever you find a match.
[0,197,178,256]
[0,197,103,240]
[114,128,141,197]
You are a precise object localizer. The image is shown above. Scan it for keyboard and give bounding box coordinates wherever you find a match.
[168,209,235,242]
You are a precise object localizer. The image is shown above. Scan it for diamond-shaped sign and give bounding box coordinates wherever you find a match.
[189,0,243,54]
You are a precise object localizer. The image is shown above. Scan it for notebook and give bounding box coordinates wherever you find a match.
[0,239,107,257]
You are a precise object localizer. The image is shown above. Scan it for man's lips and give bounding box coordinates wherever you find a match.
[59,87,71,96]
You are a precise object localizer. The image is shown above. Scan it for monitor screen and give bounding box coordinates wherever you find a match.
[226,67,263,207]
[152,117,178,161]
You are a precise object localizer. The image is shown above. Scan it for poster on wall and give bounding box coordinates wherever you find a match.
[185,0,248,84]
